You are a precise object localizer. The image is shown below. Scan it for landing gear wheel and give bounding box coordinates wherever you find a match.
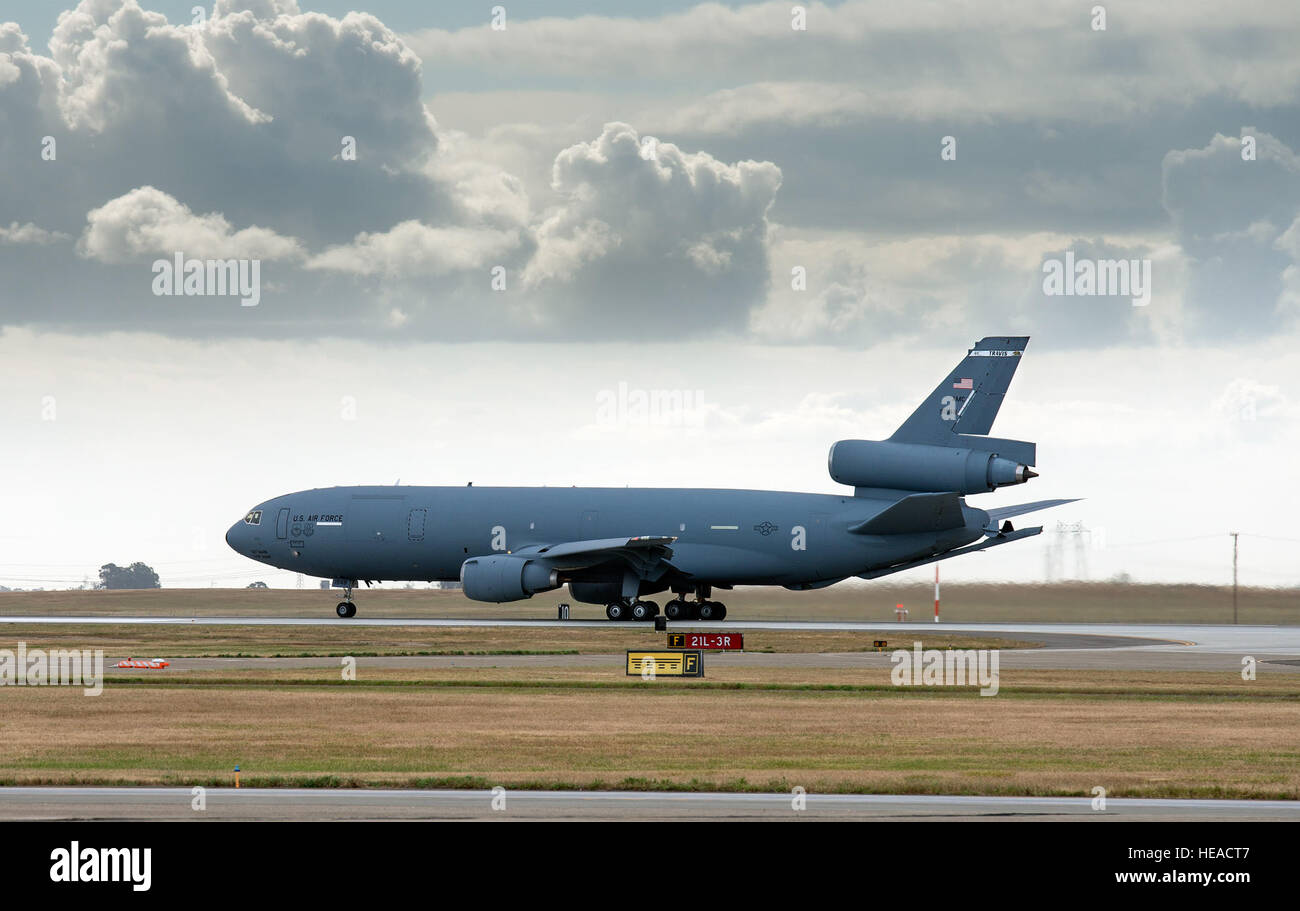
[696,601,716,621]
[631,601,652,622]
[606,602,628,621]
[336,602,356,619]
[714,604,727,621]
[664,600,686,620]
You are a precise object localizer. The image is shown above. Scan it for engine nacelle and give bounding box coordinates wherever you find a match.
[459,554,560,603]
[828,439,1034,494]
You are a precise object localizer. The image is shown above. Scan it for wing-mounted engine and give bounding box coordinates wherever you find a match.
[459,535,678,604]
[459,554,560,603]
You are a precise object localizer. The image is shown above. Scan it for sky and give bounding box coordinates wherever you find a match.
[1,0,1298,591]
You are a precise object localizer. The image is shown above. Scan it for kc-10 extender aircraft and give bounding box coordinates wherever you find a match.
[226,336,1075,620]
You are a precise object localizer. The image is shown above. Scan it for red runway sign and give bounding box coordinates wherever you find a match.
[668,632,743,651]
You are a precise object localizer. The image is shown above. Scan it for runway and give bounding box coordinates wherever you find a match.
[2,786,1296,821]
[150,650,1299,673]
[3,613,1294,648]
[5,615,1299,672]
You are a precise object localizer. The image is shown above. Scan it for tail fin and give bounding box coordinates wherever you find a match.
[890,335,1035,465]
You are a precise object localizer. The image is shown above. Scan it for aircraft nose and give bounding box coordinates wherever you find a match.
[226,521,245,554]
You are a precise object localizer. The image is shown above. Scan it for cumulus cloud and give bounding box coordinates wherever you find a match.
[49,0,270,138]
[0,3,786,341]
[1162,129,1300,338]
[0,222,70,245]
[5,0,1298,351]
[750,250,905,344]
[202,4,436,173]
[306,221,520,277]
[78,186,304,263]
[0,0,479,248]
[521,123,781,335]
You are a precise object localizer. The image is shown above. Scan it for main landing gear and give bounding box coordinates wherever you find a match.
[607,595,728,621]
[606,599,660,622]
[664,598,726,621]
[336,582,357,619]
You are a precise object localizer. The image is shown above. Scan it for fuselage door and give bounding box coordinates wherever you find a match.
[408,508,427,542]
[276,507,290,539]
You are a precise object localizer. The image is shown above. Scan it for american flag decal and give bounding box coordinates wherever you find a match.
[953,378,973,389]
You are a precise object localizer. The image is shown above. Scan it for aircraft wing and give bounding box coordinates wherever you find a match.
[514,535,676,572]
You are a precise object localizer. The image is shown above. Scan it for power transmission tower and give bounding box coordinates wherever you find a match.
[1046,521,1090,580]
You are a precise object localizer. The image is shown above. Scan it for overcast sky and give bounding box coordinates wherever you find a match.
[2,0,1297,591]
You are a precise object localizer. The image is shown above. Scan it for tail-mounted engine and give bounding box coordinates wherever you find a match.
[829,439,1035,495]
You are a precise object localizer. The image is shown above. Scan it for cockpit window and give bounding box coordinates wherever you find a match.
[244,510,262,525]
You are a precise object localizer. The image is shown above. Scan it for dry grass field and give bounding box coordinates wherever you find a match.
[1,583,1296,799]
[1,581,1294,625]
[2,668,1297,798]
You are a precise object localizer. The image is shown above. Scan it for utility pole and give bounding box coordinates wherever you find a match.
[934,564,940,623]
[1231,532,1239,625]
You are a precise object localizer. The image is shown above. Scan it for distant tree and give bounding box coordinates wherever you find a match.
[98,562,161,590]
[246,581,269,589]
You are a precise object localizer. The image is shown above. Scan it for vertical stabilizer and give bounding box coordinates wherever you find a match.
[890,335,1030,447]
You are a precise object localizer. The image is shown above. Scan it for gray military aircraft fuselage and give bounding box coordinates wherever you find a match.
[226,336,1076,620]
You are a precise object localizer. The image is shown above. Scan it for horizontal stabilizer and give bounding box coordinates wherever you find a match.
[858,525,1044,579]
[848,492,965,535]
[984,498,1080,524]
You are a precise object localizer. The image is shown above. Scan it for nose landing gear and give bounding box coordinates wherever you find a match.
[335,581,357,618]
